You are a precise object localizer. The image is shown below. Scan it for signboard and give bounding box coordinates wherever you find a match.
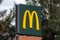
[16,4,42,36]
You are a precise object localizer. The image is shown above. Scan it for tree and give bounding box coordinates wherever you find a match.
[0,7,16,40]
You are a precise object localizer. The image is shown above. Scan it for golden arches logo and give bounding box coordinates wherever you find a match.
[22,10,40,30]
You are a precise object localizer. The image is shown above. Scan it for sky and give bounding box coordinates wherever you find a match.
[0,0,26,11]
[13,0,26,4]
[0,0,14,11]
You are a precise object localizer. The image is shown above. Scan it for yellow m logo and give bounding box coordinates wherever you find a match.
[22,10,40,30]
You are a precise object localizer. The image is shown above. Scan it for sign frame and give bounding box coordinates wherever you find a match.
[16,4,42,37]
